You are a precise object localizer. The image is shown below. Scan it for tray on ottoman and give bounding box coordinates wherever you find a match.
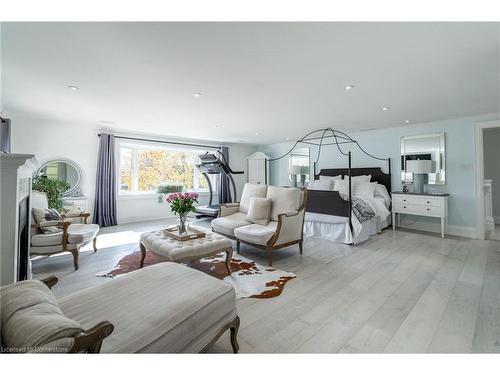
[163,226,206,241]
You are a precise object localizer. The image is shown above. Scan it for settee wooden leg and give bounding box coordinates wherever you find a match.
[71,250,79,270]
[93,237,98,253]
[266,249,273,267]
[230,316,240,353]
[139,243,147,268]
[299,241,303,254]
[236,241,240,254]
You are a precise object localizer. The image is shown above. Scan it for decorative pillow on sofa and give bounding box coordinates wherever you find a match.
[266,186,302,221]
[1,279,83,352]
[32,208,62,234]
[239,183,268,213]
[246,197,272,225]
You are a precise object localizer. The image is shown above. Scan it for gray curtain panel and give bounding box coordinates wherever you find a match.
[93,133,117,227]
[1,117,11,153]
[218,146,232,203]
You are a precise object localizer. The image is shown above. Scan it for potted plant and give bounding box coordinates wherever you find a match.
[32,176,70,212]
[157,183,184,203]
[165,192,199,234]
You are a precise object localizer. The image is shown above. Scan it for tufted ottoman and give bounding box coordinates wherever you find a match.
[139,227,234,274]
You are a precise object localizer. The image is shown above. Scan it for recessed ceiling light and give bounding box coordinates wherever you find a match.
[192,92,202,97]
[68,85,79,90]
[99,120,114,124]
[214,124,220,128]
[285,137,291,141]
[344,85,355,90]
[404,119,411,124]
[382,106,390,111]
[255,132,260,136]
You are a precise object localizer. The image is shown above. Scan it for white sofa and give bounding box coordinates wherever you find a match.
[212,183,307,266]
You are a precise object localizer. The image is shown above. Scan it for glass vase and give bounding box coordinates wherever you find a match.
[178,212,188,235]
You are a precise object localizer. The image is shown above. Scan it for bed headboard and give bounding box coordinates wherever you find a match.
[317,167,392,194]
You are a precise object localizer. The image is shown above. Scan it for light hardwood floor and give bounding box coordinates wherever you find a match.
[31,219,500,353]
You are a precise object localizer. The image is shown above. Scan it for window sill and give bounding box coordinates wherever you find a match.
[117,191,213,201]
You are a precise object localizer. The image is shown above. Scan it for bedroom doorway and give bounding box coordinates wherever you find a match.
[475,120,500,241]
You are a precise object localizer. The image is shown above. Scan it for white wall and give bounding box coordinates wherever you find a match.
[484,127,500,223]
[10,113,257,224]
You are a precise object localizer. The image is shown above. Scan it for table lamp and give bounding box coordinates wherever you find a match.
[406,159,432,193]
[288,165,302,187]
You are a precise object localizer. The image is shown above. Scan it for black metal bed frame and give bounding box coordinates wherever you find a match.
[268,128,391,237]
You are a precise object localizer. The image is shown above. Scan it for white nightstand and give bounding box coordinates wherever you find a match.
[392,192,449,238]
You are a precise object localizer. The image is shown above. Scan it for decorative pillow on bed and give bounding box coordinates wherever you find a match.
[354,181,377,198]
[333,179,350,195]
[319,175,342,182]
[350,175,371,184]
[246,197,272,225]
[307,179,333,191]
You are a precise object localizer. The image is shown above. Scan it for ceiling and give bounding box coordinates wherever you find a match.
[2,22,499,145]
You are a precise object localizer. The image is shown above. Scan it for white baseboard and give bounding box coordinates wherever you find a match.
[398,220,477,239]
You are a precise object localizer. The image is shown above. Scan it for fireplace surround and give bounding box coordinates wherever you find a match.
[0,153,38,285]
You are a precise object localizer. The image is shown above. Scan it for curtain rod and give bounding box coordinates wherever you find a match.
[97,133,221,150]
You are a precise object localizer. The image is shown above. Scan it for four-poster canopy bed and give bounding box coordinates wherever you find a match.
[268,128,392,244]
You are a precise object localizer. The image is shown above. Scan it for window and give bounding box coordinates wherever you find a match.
[118,142,217,194]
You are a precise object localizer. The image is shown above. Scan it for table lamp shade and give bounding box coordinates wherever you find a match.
[406,159,432,174]
[288,165,302,175]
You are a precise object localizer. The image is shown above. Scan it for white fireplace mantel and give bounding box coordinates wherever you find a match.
[1,153,39,285]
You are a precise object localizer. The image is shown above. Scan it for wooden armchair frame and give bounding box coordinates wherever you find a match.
[31,215,97,270]
[41,276,114,353]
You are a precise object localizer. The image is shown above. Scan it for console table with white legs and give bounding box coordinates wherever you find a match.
[391,192,449,238]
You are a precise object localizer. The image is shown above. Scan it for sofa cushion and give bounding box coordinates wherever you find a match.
[67,224,99,244]
[239,183,268,213]
[0,279,82,352]
[58,262,237,353]
[31,223,99,247]
[246,197,272,225]
[234,222,278,246]
[266,186,302,221]
[211,212,251,236]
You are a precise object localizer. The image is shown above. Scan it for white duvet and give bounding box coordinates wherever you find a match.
[304,195,391,244]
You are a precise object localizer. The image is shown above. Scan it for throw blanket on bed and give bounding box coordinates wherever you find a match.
[340,194,376,223]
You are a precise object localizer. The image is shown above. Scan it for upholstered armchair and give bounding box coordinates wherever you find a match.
[212,184,308,266]
[30,191,100,270]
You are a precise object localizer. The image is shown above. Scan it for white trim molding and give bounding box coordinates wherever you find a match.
[474,119,500,240]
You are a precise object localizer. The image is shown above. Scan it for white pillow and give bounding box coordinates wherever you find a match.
[354,181,377,198]
[319,175,342,182]
[307,179,333,191]
[350,175,371,184]
[333,179,350,195]
[374,183,391,206]
[246,197,272,225]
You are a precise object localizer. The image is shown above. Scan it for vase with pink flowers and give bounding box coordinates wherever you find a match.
[165,192,199,234]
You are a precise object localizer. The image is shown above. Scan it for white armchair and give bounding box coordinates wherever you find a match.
[30,191,100,270]
[212,184,307,266]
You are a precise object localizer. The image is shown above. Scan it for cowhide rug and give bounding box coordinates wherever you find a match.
[97,250,296,299]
